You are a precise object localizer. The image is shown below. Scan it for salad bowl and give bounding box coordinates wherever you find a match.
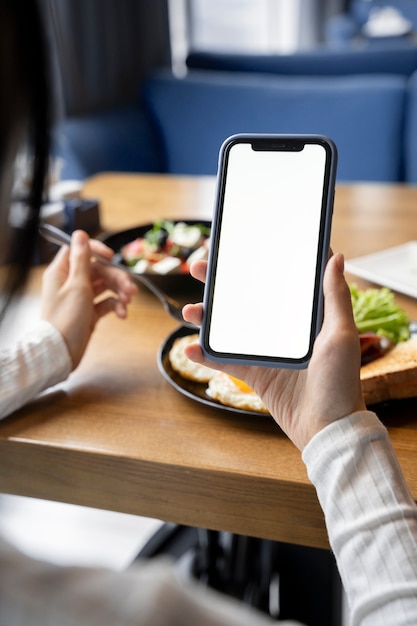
[101,219,211,298]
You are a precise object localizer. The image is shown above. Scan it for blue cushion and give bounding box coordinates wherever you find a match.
[404,70,417,183]
[186,46,417,77]
[325,14,360,45]
[53,105,164,180]
[143,70,406,182]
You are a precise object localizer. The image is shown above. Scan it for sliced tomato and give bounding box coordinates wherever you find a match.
[360,333,393,365]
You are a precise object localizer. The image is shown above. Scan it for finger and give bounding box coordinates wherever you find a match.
[50,242,70,268]
[43,244,70,288]
[182,302,203,326]
[68,230,92,281]
[183,340,205,363]
[91,262,138,301]
[95,296,128,320]
[189,260,208,283]
[313,253,365,419]
[183,335,252,385]
[183,341,223,372]
[70,232,133,298]
[89,237,115,261]
[322,253,356,333]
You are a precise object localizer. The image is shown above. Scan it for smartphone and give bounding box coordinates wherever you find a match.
[201,134,337,369]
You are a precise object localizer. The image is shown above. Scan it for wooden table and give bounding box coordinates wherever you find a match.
[1,173,417,551]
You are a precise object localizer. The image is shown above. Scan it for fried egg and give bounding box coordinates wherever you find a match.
[169,334,216,383]
[207,372,269,414]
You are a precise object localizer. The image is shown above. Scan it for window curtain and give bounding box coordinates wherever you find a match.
[43,0,171,117]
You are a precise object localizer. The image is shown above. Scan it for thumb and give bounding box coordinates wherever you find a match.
[68,230,91,279]
[323,254,355,325]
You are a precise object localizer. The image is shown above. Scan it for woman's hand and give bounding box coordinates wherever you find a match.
[183,253,366,450]
[41,230,138,369]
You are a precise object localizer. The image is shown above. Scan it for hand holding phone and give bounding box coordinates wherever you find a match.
[201,134,337,369]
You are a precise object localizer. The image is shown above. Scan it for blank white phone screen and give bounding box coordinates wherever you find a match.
[208,141,327,360]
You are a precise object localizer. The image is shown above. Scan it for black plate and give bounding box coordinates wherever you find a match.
[101,219,210,298]
[158,326,417,418]
[157,326,270,417]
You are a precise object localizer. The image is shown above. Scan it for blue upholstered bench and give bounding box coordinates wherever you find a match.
[54,68,412,184]
[142,69,407,182]
[53,104,163,181]
[186,46,417,77]
[404,70,417,183]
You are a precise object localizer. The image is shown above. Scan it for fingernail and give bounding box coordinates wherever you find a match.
[335,253,345,273]
[72,230,88,246]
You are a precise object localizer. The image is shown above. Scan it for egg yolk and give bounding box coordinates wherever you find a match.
[228,375,254,394]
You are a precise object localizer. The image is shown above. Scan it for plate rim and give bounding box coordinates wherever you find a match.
[157,326,270,417]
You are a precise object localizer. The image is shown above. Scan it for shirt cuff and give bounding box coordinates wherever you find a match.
[0,320,72,419]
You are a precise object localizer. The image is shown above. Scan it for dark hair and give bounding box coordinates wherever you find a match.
[0,0,52,320]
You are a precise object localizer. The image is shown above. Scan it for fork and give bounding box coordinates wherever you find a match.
[39,223,198,329]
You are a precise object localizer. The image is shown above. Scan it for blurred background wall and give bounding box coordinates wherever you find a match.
[44,0,347,117]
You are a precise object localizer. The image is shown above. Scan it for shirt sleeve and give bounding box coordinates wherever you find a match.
[302,410,417,626]
[0,320,72,420]
[0,536,295,626]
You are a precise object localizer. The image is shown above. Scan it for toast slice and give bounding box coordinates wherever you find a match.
[361,337,417,405]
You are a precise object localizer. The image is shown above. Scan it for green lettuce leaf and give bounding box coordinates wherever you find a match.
[350,284,410,344]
